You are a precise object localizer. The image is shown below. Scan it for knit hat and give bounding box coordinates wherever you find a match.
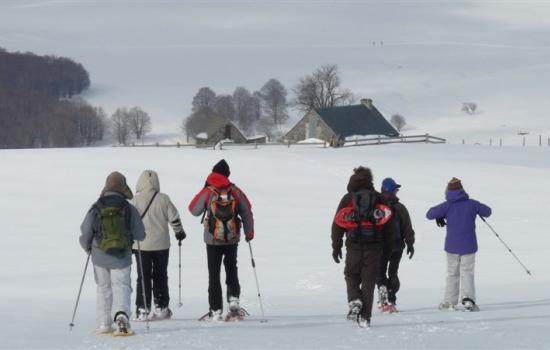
[101,171,133,199]
[212,159,230,177]
[447,177,463,191]
[381,177,401,193]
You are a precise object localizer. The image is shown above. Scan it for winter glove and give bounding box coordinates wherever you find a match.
[245,232,254,242]
[332,247,342,264]
[406,243,415,259]
[436,218,447,227]
[175,230,187,241]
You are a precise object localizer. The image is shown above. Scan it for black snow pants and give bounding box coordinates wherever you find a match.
[207,244,240,311]
[134,249,170,311]
[344,242,383,319]
[377,248,404,304]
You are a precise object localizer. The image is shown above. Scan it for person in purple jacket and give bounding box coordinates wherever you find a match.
[426,177,491,312]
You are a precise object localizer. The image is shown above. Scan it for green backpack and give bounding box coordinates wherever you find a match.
[94,195,132,254]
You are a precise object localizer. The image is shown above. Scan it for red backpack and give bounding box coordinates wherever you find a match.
[207,186,241,242]
[334,189,392,242]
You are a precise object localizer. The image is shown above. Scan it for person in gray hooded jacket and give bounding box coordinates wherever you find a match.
[131,170,186,321]
[80,171,145,335]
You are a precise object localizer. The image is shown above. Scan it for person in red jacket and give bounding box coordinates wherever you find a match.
[189,159,254,321]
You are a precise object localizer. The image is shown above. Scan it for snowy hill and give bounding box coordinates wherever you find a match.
[0,144,549,349]
[0,1,549,143]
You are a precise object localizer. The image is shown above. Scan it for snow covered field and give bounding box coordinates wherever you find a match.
[1,144,549,349]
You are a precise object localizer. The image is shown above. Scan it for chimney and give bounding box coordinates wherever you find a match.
[360,98,373,109]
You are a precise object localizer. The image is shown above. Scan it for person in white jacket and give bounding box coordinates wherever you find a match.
[131,170,186,320]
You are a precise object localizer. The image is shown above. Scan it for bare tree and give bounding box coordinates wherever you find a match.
[233,87,258,133]
[462,102,478,115]
[214,94,235,121]
[259,78,289,127]
[128,106,152,139]
[192,87,216,113]
[111,107,131,145]
[390,114,406,132]
[292,64,354,112]
[183,109,218,137]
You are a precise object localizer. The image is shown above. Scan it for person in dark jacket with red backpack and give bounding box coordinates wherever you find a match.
[188,159,254,321]
[332,166,394,328]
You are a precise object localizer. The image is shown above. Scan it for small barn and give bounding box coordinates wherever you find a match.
[284,99,398,145]
[192,114,247,145]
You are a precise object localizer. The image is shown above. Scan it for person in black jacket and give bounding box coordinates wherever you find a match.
[376,178,415,313]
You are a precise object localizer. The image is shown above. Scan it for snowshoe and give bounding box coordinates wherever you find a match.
[94,325,113,335]
[198,309,223,322]
[346,299,362,322]
[462,298,480,312]
[133,307,150,322]
[150,306,173,321]
[225,307,250,322]
[357,315,371,328]
[438,302,457,311]
[380,303,398,314]
[112,312,134,337]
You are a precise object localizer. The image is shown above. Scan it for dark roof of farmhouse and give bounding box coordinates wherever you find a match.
[315,104,398,138]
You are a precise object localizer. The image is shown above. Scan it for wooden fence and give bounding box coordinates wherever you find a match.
[112,134,446,149]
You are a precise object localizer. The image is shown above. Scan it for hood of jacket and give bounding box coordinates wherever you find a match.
[346,168,374,192]
[446,189,469,203]
[206,172,231,189]
[136,170,160,194]
[101,171,133,200]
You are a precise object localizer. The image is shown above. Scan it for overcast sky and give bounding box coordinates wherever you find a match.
[1,0,549,132]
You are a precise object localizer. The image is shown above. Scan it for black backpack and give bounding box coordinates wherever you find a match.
[348,189,383,243]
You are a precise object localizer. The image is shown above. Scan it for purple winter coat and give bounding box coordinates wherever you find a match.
[426,189,491,255]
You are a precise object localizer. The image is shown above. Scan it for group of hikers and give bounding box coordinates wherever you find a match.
[78,159,491,334]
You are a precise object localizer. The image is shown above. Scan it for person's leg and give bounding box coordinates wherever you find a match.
[152,249,170,308]
[207,245,224,311]
[344,247,363,304]
[444,253,460,305]
[134,250,153,311]
[387,249,403,304]
[111,265,132,321]
[377,251,390,289]
[360,246,382,319]
[93,265,112,328]
[223,244,241,301]
[459,253,476,302]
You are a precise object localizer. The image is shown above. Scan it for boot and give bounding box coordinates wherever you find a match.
[462,298,480,312]
[113,312,134,336]
[347,299,362,321]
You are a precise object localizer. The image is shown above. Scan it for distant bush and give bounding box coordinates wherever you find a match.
[390,113,406,132]
[462,102,478,115]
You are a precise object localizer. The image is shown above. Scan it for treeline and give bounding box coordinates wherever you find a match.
[0,48,106,148]
[0,48,90,99]
[183,64,356,139]
[184,79,290,139]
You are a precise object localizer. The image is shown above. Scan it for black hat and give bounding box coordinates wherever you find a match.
[212,159,230,177]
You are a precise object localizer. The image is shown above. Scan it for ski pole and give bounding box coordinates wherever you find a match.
[479,216,532,275]
[136,242,150,330]
[247,241,267,323]
[69,252,91,331]
[178,240,183,308]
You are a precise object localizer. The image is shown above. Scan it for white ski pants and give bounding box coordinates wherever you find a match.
[93,265,132,327]
[444,253,476,305]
